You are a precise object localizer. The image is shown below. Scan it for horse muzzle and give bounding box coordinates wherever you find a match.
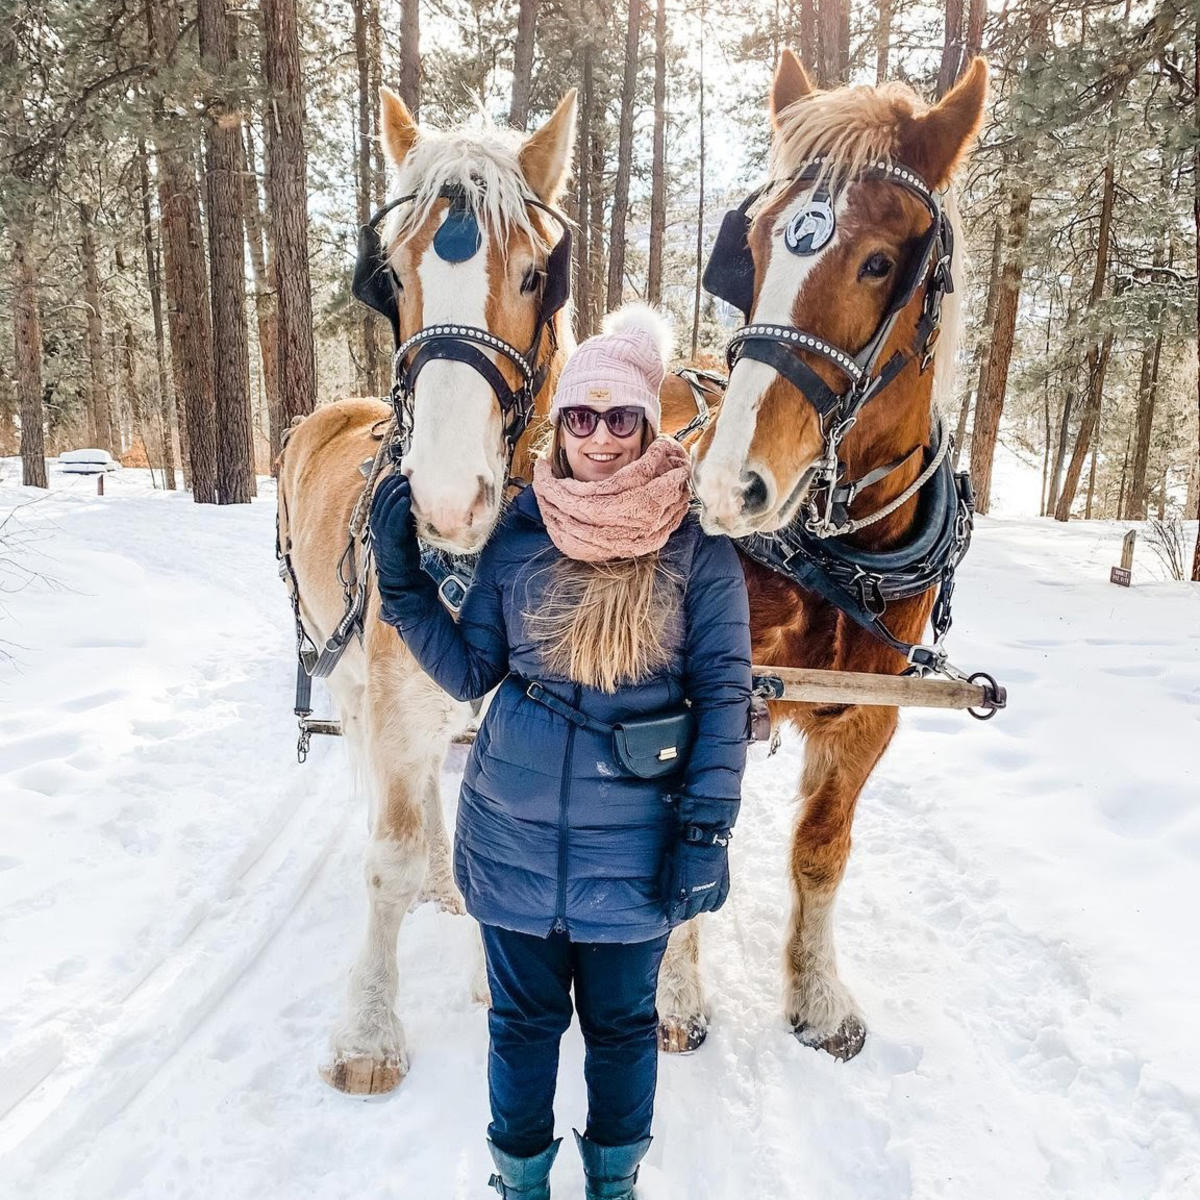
[695,458,821,538]
[409,473,497,554]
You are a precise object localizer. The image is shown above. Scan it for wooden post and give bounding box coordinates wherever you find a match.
[1110,529,1135,586]
[97,474,105,496]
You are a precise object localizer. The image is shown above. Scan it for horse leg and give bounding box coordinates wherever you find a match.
[322,772,428,1095]
[656,920,708,1052]
[321,668,454,1095]
[412,766,465,914]
[784,704,897,1061]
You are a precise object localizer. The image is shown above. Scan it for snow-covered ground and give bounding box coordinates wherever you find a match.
[1,455,1198,1200]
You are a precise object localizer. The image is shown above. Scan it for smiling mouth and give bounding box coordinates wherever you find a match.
[584,452,621,462]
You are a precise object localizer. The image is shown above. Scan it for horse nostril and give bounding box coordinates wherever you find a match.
[741,472,769,514]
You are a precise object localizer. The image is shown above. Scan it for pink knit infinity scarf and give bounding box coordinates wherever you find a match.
[532,437,692,562]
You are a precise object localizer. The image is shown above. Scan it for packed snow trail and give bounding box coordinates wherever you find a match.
[1,461,1198,1200]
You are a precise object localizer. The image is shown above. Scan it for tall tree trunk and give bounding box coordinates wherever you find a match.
[575,42,594,339]
[1116,431,1131,519]
[1047,383,1074,517]
[937,0,964,97]
[148,0,217,503]
[815,0,848,85]
[1192,25,1200,580]
[970,179,1033,511]
[965,0,986,60]
[122,322,148,480]
[353,0,382,394]
[875,0,891,83]
[0,363,15,455]
[369,0,386,212]
[607,0,642,311]
[1084,428,1099,519]
[1126,327,1163,519]
[587,128,605,335]
[1039,292,1053,514]
[800,0,817,69]
[242,121,283,463]
[399,0,420,118]
[262,0,317,429]
[509,0,538,129]
[200,0,256,502]
[646,0,667,304]
[955,219,1002,469]
[1056,139,1117,522]
[79,202,115,453]
[691,7,707,357]
[13,228,47,488]
[137,141,177,489]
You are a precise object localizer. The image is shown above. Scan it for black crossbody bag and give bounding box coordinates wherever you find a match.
[520,678,695,780]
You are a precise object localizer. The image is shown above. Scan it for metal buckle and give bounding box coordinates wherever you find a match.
[920,325,942,373]
[905,643,948,676]
[437,573,468,613]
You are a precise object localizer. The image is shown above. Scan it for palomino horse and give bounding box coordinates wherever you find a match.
[277,91,717,1093]
[674,52,990,1060]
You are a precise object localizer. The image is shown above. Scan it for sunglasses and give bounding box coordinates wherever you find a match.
[559,405,645,439]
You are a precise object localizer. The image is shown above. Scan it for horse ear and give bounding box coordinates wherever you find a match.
[519,90,578,203]
[380,86,419,169]
[771,48,814,128]
[901,58,989,189]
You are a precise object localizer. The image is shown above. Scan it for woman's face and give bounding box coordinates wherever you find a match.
[560,407,647,482]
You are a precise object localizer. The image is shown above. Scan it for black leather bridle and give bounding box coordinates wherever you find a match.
[352,182,572,466]
[704,156,955,538]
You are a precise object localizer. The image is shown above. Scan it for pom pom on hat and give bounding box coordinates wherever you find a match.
[550,303,673,433]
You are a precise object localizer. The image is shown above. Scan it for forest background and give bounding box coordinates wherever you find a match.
[2,0,1198,574]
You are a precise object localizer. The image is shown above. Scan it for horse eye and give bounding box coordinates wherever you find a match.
[520,266,543,294]
[859,252,892,280]
[389,266,404,293]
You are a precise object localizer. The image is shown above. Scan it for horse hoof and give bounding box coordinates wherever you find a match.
[320,1054,406,1095]
[794,1013,867,1061]
[658,1016,707,1054]
[410,888,465,916]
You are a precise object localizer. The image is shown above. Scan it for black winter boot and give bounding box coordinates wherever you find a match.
[487,1137,561,1200]
[573,1129,653,1200]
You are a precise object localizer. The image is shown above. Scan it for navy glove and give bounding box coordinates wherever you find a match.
[369,472,423,593]
[661,824,732,924]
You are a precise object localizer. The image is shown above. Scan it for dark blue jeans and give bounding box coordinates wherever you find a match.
[481,924,670,1158]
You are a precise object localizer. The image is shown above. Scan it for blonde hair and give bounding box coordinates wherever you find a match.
[524,420,679,693]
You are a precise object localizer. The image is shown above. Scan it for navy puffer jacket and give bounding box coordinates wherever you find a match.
[379,484,752,943]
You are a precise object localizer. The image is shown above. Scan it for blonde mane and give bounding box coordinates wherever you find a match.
[382,120,550,255]
[768,81,968,418]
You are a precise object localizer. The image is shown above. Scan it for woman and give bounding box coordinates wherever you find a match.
[369,305,752,1200]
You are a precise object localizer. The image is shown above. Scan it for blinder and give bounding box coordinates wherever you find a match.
[702,189,762,321]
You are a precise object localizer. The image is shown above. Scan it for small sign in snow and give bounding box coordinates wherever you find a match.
[1110,530,1136,586]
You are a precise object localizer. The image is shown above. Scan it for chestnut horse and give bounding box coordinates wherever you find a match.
[673,52,989,1060]
[277,90,716,1093]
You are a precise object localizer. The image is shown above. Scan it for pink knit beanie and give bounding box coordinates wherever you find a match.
[549,304,673,434]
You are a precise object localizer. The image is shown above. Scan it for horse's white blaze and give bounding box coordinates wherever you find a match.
[402,222,502,550]
[696,193,846,535]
